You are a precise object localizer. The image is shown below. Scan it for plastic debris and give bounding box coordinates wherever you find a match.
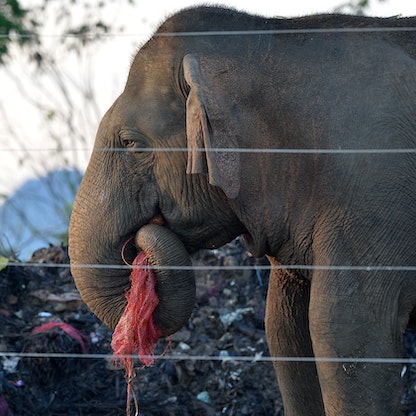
[219,307,254,328]
[1,357,19,374]
[0,257,8,272]
[0,396,12,416]
[196,391,211,404]
[31,322,89,354]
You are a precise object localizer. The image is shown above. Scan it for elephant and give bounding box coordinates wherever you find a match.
[69,6,416,416]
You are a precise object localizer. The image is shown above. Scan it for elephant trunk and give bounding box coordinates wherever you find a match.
[69,218,195,336]
[135,224,196,336]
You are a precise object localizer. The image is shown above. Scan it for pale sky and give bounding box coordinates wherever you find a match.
[1,0,415,196]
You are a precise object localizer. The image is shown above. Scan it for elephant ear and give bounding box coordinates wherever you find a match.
[183,54,240,199]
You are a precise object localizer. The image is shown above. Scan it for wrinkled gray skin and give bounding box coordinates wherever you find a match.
[69,7,416,416]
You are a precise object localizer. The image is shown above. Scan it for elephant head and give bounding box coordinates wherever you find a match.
[68,12,253,334]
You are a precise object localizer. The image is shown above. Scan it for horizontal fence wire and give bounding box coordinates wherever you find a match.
[7,262,416,273]
[1,26,416,40]
[3,147,416,154]
[1,351,416,365]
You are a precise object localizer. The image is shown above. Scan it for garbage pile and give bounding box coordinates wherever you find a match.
[0,241,415,415]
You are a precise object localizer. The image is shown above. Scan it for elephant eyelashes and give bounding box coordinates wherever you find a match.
[122,139,135,148]
[119,131,149,153]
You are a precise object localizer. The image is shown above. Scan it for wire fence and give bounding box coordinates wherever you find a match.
[2,19,416,398]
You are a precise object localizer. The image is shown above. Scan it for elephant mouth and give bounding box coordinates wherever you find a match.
[121,214,166,265]
[149,214,164,227]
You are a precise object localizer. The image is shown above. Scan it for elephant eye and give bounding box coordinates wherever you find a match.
[119,130,148,153]
[122,139,136,148]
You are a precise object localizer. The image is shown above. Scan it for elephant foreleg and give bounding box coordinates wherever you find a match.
[265,257,325,416]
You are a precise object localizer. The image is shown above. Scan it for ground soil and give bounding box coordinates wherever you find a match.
[0,240,415,415]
